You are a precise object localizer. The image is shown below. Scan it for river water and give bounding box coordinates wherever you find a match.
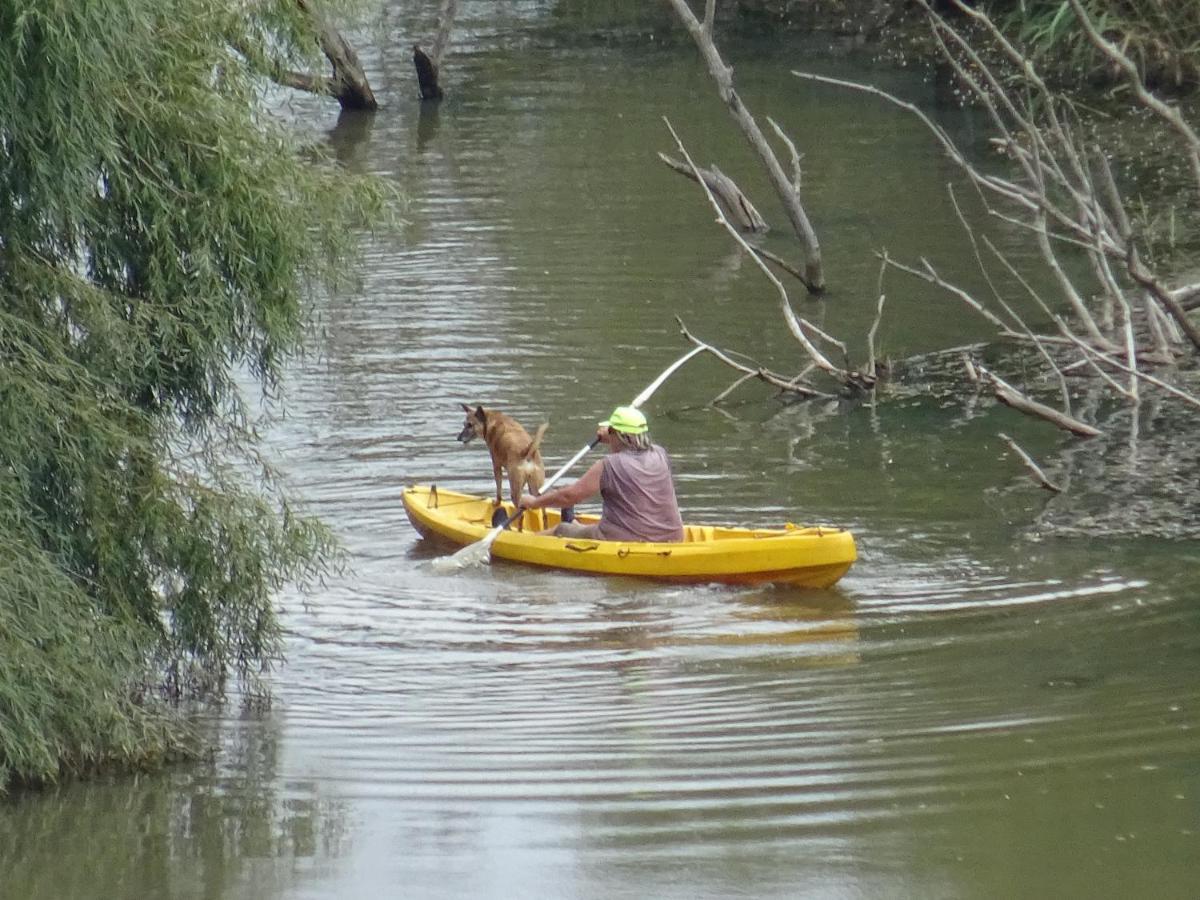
[3,3,1198,898]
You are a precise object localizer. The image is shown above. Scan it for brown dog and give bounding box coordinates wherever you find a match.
[457,404,548,506]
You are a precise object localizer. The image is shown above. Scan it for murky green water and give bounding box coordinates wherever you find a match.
[3,4,1198,898]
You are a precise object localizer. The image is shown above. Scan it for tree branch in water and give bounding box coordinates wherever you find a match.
[999,433,1063,493]
[665,0,824,292]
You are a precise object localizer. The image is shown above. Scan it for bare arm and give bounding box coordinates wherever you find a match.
[520,459,603,510]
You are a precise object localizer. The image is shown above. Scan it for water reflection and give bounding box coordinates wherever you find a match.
[417,100,441,150]
[327,108,376,166]
[0,714,349,900]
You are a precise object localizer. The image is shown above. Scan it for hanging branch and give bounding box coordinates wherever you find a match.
[665,0,825,292]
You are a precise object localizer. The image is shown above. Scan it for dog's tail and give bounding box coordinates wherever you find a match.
[522,422,549,459]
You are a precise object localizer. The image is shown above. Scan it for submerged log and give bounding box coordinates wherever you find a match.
[658,153,768,233]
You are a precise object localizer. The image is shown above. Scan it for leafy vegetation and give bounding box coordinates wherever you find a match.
[1003,0,1200,89]
[0,0,388,788]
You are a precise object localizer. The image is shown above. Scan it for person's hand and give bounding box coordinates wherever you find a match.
[518,493,538,511]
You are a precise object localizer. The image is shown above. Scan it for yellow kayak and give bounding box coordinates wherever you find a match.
[402,485,857,588]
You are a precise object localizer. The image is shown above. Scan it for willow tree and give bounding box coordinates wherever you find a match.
[0,0,387,788]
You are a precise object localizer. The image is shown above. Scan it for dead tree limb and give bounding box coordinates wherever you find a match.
[999,433,1063,493]
[1054,326,1200,411]
[665,117,869,391]
[750,246,808,284]
[878,252,1013,333]
[767,117,804,195]
[657,154,768,232]
[296,0,377,110]
[676,319,835,401]
[665,0,824,292]
[978,365,1102,437]
[948,185,1073,414]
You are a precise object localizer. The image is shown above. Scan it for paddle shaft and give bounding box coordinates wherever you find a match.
[485,346,706,539]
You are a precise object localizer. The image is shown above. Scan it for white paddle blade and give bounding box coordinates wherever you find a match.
[431,525,502,572]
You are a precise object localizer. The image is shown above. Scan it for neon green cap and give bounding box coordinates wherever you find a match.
[600,406,648,434]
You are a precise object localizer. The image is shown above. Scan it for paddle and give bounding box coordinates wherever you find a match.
[432,345,706,571]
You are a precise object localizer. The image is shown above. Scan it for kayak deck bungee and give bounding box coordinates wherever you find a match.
[402,484,856,588]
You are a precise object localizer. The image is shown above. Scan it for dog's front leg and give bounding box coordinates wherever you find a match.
[492,462,504,506]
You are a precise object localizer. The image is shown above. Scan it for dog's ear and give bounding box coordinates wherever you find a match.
[474,405,486,423]
[460,402,472,413]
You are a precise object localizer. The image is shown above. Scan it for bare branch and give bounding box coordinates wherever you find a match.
[767,116,803,195]
[712,372,758,405]
[1055,325,1200,410]
[948,185,1072,413]
[749,245,810,286]
[979,366,1103,437]
[1126,251,1200,351]
[999,432,1063,493]
[676,318,835,400]
[1033,210,1112,347]
[667,0,825,290]
[877,252,1012,333]
[665,117,863,387]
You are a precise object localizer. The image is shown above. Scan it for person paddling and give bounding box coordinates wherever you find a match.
[517,406,684,542]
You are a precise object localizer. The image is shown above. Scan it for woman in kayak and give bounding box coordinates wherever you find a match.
[517,406,684,542]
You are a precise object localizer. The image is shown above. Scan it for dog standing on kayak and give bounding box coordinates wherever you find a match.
[457,404,548,506]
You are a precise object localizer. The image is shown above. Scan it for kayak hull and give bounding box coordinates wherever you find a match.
[402,485,856,588]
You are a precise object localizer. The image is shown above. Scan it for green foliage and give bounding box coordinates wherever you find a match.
[1003,0,1200,88]
[0,0,388,787]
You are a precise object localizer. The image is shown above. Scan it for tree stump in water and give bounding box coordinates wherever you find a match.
[297,0,377,110]
[413,44,444,101]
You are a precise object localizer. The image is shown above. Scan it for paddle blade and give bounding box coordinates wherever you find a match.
[430,524,503,572]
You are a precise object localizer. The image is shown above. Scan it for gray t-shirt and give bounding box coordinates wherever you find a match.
[596,445,684,542]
